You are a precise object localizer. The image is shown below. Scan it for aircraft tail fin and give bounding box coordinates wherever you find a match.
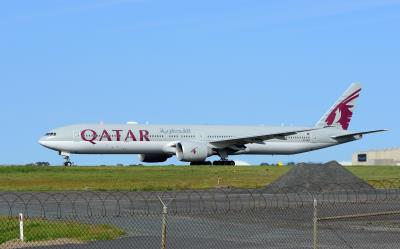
[315,83,362,130]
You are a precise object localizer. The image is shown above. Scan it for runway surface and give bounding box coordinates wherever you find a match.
[1,188,399,216]
[1,190,400,249]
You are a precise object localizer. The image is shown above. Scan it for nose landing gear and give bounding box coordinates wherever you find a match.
[64,160,72,167]
[60,151,73,167]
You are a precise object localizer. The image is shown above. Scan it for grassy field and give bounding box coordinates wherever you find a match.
[0,165,291,191]
[347,166,400,188]
[0,165,399,191]
[346,166,400,180]
[0,216,124,245]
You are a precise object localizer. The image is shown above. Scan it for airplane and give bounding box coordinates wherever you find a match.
[39,83,386,166]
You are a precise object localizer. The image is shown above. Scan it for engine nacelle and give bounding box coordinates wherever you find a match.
[176,142,209,162]
[139,154,171,163]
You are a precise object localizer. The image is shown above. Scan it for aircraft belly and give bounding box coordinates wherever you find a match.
[43,140,333,157]
[48,141,167,154]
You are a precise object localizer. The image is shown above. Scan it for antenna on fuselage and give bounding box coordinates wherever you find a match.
[127,121,138,125]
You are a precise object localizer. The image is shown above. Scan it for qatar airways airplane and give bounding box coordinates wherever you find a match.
[39,83,385,166]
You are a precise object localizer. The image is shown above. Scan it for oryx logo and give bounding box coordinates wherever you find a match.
[191,147,198,154]
[325,89,361,130]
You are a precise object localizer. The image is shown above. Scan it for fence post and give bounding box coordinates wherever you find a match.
[158,196,173,249]
[313,199,318,249]
[19,213,24,242]
[161,204,168,249]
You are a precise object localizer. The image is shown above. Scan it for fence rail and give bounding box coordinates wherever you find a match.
[0,179,399,218]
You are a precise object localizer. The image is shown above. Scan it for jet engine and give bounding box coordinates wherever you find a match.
[176,142,209,162]
[139,154,171,163]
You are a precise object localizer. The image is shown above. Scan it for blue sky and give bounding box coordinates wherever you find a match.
[0,0,398,165]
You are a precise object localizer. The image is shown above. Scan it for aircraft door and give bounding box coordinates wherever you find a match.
[309,132,317,143]
[73,131,80,142]
[196,132,206,141]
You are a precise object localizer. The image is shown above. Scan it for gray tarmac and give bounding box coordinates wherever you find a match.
[1,190,400,249]
[1,189,399,217]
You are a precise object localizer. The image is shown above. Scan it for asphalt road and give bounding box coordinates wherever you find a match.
[1,190,400,249]
[1,188,398,217]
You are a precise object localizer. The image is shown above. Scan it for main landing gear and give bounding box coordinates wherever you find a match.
[190,161,212,166]
[213,160,235,166]
[213,149,235,166]
[60,151,73,167]
[189,160,235,166]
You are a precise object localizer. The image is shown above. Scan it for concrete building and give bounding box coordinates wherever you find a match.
[352,148,400,166]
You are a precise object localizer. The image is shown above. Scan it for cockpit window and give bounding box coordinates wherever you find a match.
[45,132,56,136]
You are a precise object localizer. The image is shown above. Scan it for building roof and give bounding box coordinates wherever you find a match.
[354,147,400,154]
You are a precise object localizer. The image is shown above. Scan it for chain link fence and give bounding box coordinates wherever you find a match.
[315,200,400,249]
[1,180,400,248]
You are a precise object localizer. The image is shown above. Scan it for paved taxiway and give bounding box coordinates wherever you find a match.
[1,190,399,249]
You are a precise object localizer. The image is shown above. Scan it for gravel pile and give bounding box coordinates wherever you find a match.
[265,161,374,192]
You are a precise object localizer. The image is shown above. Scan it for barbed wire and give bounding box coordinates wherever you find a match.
[0,179,399,218]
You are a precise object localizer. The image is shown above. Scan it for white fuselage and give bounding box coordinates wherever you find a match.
[39,124,352,156]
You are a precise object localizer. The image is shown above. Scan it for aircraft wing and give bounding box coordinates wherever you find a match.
[331,129,388,139]
[210,128,316,148]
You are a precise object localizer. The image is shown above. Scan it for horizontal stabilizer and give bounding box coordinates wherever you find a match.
[331,129,387,139]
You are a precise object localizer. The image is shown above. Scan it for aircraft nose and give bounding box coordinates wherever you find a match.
[38,136,53,148]
[38,137,47,146]
[39,132,58,150]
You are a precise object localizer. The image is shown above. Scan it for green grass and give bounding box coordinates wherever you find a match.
[0,165,291,191]
[0,165,399,191]
[346,166,400,188]
[0,216,124,244]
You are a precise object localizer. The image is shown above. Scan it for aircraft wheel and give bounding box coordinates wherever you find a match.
[213,160,235,166]
[190,161,211,166]
[213,160,231,166]
[64,162,72,167]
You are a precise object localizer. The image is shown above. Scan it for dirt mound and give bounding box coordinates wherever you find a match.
[265,161,374,192]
